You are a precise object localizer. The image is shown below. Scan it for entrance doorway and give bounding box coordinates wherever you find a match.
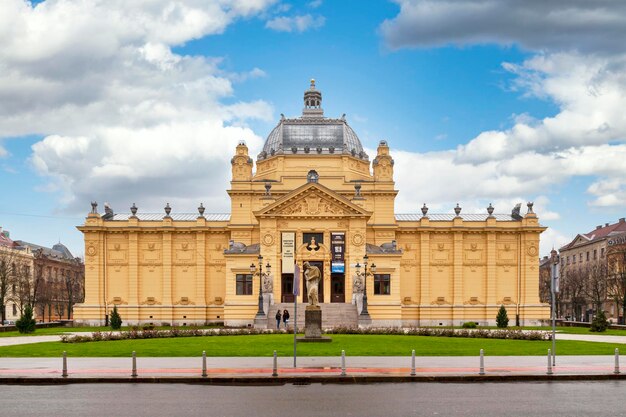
[302,261,324,304]
[331,274,345,303]
[281,274,294,303]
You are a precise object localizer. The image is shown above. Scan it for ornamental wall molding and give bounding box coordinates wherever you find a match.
[108,297,128,306]
[140,297,162,306]
[173,297,196,306]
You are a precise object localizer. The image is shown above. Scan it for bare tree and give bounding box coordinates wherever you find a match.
[35,280,52,323]
[63,267,84,320]
[0,248,19,324]
[607,249,626,323]
[561,264,588,321]
[584,260,609,313]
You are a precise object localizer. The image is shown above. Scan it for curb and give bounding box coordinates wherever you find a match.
[1,373,625,385]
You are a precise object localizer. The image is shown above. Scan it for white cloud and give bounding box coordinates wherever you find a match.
[265,14,325,32]
[380,1,626,215]
[0,0,276,214]
[381,0,626,53]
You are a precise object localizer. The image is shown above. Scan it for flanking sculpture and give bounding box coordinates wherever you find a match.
[351,271,364,314]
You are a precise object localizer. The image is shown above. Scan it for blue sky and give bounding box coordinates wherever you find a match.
[1,0,625,257]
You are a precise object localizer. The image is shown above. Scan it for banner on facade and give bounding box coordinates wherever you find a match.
[331,232,345,262]
[331,262,345,273]
[282,232,295,273]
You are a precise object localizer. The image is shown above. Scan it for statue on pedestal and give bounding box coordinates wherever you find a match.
[262,273,274,314]
[303,261,321,308]
[352,272,364,314]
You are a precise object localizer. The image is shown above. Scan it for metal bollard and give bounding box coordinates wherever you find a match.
[62,351,68,378]
[131,351,137,378]
[272,350,278,377]
[410,349,416,376]
[341,350,346,376]
[547,349,553,375]
[202,351,207,377]
[479,349,485,375]
[615,348,620,375]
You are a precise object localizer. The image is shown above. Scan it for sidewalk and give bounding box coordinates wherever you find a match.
[0,355,624,383]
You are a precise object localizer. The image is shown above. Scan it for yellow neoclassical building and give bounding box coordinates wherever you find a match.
[75,81,549,327]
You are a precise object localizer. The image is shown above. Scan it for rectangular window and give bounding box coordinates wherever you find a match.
[601,248,605,257]
[12,304,17,316]
[594,249,597,260]
[586,252,590,261]
[567,256,570,265]
[236,274,253,295]
[579,253,582,263]
[374,274,391,295]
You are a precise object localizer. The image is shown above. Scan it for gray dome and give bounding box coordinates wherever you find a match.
[52,243,74,259]
[258,80,367,161]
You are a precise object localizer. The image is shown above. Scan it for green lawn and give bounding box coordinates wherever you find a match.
[0,334,623,357]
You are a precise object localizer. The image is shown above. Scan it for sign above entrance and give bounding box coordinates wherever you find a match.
[282,232,295,273]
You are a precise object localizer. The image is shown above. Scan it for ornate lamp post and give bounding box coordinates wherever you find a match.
[250,255,271,318]
[355,254,376,318]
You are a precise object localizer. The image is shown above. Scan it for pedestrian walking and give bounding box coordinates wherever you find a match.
[283,309,290,328]
[275,309,282,329]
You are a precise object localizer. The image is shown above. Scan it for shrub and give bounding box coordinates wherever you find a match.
[590,310,609,332]
[462,322,477,329]
[496,305,509,328]
[15,304,36,334]
[110,306,122,330]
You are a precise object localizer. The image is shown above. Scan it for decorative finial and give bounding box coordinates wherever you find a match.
[487,203,494,217]
[310,78,315,88]
[421,203,428,216]
[354,182,362,198]
[164,203,171,217]
[527,201,534,213]
[454,203,461,216]
[264,182,272,197]
[198,203,205,217]
[130,203,138,217]
[90,201,98,214]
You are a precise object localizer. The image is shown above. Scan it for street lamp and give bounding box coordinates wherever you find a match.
[250,255,271,318]
[355,254,376,318]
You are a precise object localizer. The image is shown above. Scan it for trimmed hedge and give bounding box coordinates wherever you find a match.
[60,326,551,343]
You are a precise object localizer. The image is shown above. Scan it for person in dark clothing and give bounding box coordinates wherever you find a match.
[275,310,282,329]
[282,309,290,328]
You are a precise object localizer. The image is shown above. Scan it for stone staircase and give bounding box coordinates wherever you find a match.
[266,303,358,330]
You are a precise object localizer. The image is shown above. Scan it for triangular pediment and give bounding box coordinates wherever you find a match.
[255,182,371,218]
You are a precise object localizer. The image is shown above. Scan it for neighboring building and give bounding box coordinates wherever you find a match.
[74,81,549,327]
[15,241,85,322]
[558,218,626,322]
[0,228,34,323]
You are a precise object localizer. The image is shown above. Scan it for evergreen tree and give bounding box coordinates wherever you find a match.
[496,304,509,328]
[16,304,36,334]
[110,306,122,330]
[590,310,609,332]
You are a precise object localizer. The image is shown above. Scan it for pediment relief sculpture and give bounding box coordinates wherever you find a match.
[278,196,347,216]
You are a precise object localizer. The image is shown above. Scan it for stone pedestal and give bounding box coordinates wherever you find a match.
[305,307,322,338]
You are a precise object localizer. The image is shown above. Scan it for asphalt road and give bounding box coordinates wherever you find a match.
[2,381,626,417]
